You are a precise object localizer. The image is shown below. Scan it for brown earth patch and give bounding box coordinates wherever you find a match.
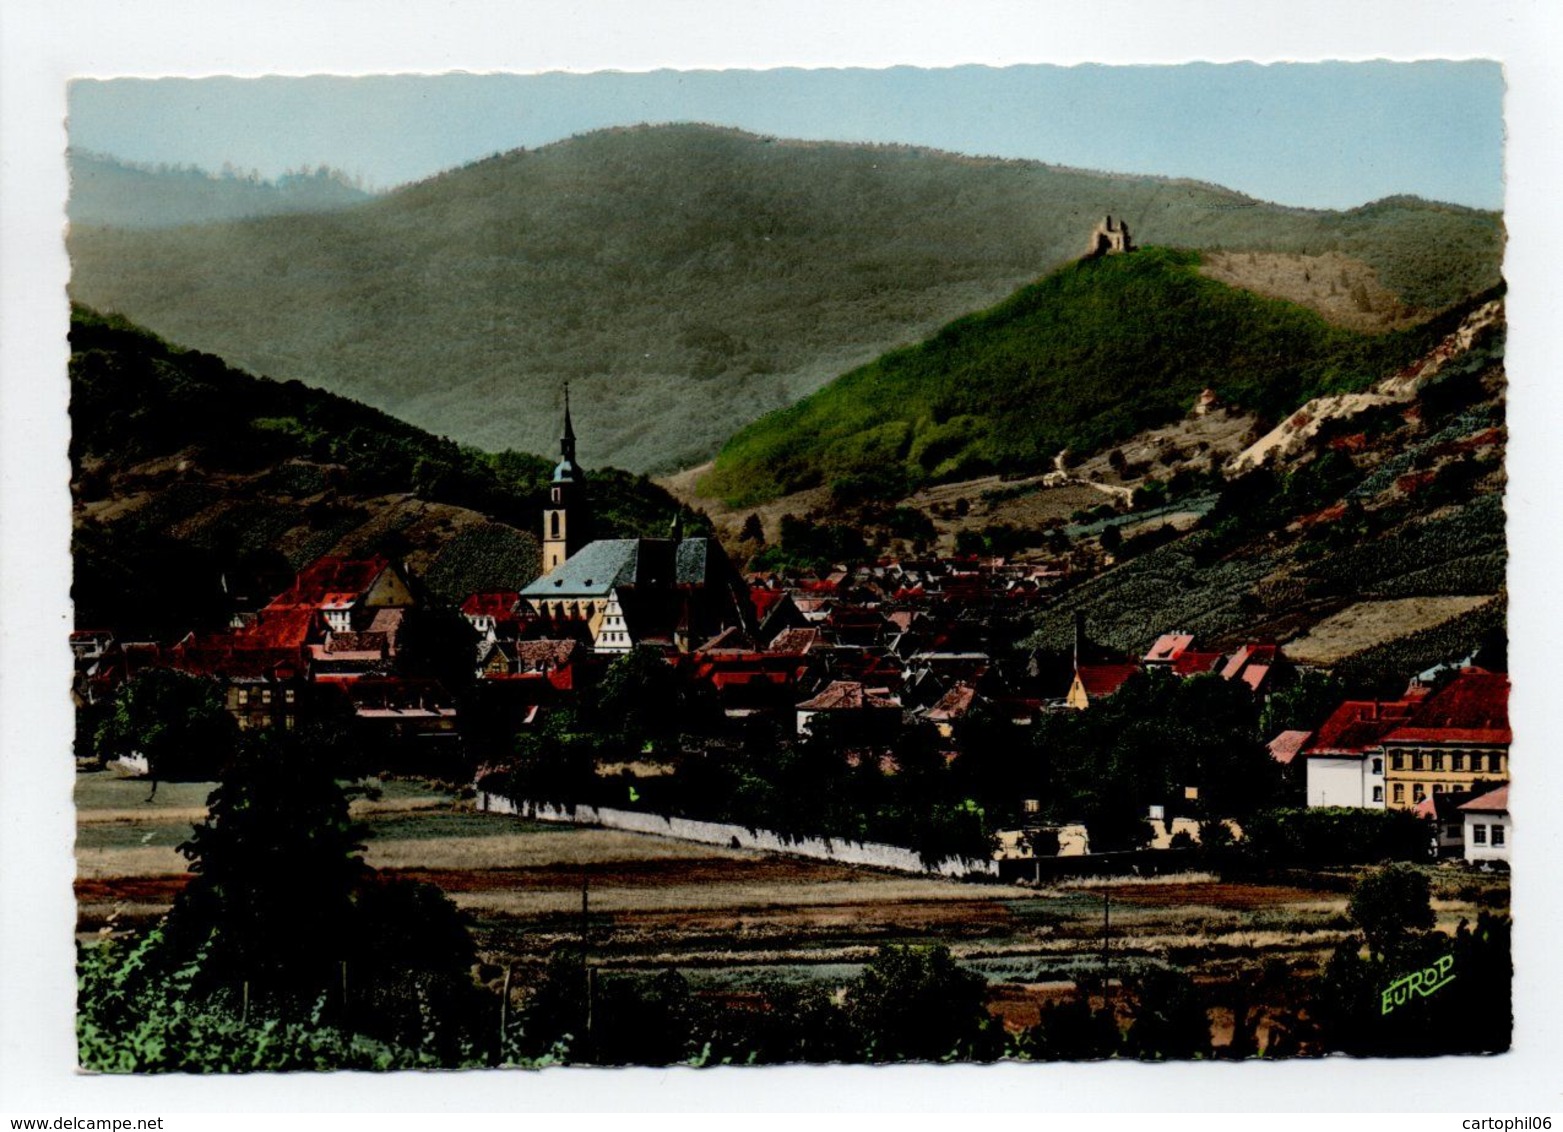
[1089,882,1330,911]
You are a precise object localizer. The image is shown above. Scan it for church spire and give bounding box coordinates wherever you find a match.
[561,384,577,464]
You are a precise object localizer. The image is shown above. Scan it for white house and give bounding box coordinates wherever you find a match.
[1459,785,1510,866]
[1302,695,1423,808]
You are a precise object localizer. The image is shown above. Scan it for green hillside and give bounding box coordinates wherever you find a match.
[68,151,374,229]
[70,306,698,639]
[702,247,1457,505]
[67,124,1503,474]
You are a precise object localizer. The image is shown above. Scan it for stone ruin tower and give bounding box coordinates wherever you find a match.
[1085,215,1134,258]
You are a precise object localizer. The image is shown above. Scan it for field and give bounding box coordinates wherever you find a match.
[75,772,1508,1037]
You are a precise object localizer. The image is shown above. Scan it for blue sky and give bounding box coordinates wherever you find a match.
[69,61,1503,211]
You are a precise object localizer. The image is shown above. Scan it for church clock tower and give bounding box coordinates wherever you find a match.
[542,385,587,575]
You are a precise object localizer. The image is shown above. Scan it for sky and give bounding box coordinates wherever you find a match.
[67,60,1505,211]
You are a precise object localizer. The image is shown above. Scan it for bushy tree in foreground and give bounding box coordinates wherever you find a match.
[79,731,489,1071]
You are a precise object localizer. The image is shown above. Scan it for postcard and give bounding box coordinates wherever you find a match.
[57,59,1516,1073]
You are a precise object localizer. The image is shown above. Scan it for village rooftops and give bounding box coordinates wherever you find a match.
[461,591,521,619]
[266,555,395,609]
[797,681,901,712]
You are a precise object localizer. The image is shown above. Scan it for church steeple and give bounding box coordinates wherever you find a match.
[542,384,588,575]
[561,383,577,464]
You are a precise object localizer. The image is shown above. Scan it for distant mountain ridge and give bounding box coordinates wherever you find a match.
[68,150,375,229]
[68,124,1504,474]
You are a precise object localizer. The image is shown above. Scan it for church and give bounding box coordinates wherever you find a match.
[519,390,755,653]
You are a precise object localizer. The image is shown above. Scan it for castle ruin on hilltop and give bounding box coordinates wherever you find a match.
[1085,215,1135,258]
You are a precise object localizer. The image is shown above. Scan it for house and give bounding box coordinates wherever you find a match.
[1413,789,1485,858]
[1459,785,1510,865]
[922,681,980,739]
[461,591,523,641]
[265,555,415,631]
[796,680,901,738]
[1219,643,1282,694]
[1303,693,1423,808]
[1065,663,1139,710]
[1381,668,1510,810]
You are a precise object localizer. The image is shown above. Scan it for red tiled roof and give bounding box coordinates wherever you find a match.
[749,588,788,621]
[925,683,978,722]
[1172,650,1224,677]
[1305,698,1418,757]
[1458,785,1509,814]
[1075,663,1140,699]
[1145,633,1194,663]
[1220,644,1278,682]
[797,680,900,712]
[266,555,390,609]
[1383,669,1511,747]
[461,591,521,619]
[1267,730,1313,766]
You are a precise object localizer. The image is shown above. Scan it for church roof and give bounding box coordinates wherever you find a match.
[520,537,725,599]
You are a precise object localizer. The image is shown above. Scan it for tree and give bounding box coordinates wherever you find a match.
[593,645,681,743]
[164,732,369,997]
[1348,862,1435,960]
[79,730,489,1069]
[847,944,1001,1062]
[1122,967,1212,1059]
[94,667,238,781]
[738,513,765,545]
[1020,994,1121,1060]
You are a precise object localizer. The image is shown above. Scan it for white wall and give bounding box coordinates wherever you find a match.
[1463,812,1511,863]
[479,791,997,879]
[1306,755,1384,808]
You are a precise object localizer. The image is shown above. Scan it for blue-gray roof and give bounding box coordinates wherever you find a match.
[520,538,719,599]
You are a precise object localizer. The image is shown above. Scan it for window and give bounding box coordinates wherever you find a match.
[261,689,272,704]
[552,487,561,504]
[1413,784,1425,802]
[1372,757,1383,775]
[1451,752,1464,772]
[1491,824,1505,847]
[1393,784,1404,803]
[1373,786,1384,803]
[1447,824,1462,839]
[1489,753,1503,773]
[236,689,249,705]
[1472,824,1487,845]
[1392,753,1405,771]
[550,512,561,539]
[1411,753,1424,771]
[284,689,296,704]
[1432,753,1445,772]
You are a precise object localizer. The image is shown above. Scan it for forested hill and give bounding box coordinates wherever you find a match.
[68,151,375,229]
[702,247,1479,505]
[70,307,696,639]
[68,124,1503,474]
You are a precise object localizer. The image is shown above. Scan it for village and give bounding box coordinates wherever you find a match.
[71,390,1511,875]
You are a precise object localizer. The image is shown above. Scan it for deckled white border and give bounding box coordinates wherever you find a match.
[3,0,1561,1115]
